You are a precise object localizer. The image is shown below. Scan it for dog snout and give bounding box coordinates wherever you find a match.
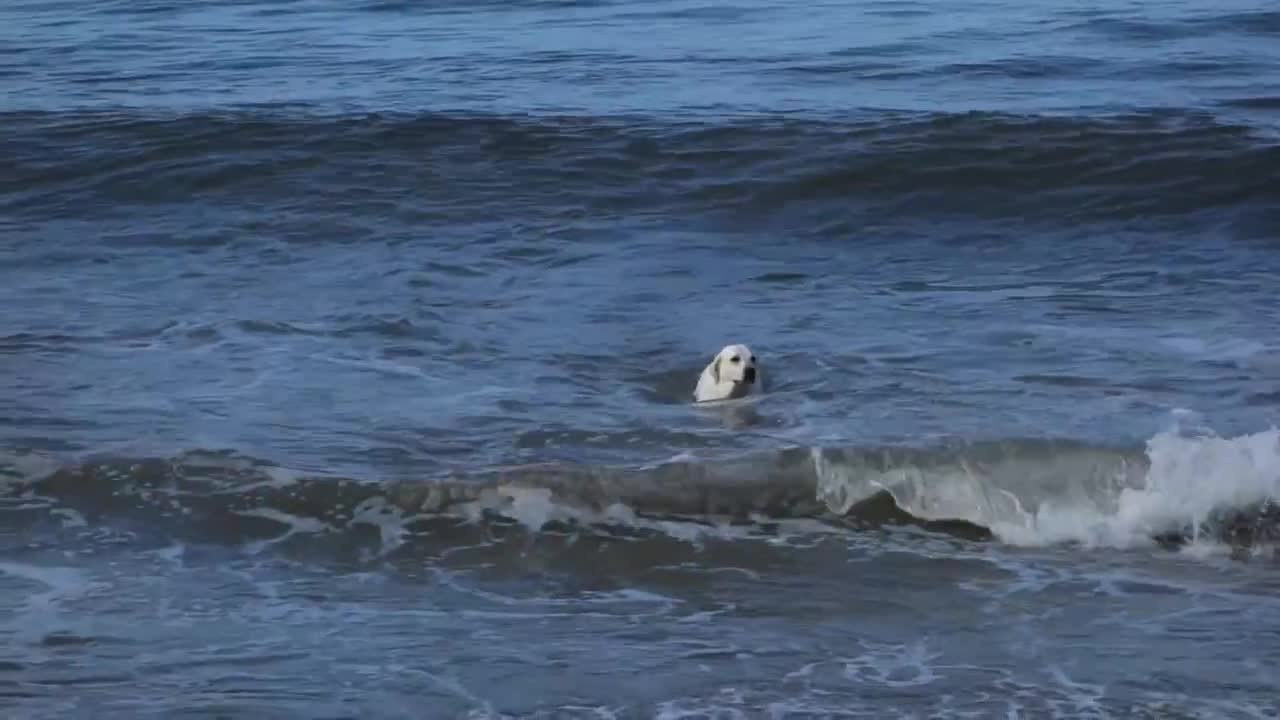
[744,367,757,383]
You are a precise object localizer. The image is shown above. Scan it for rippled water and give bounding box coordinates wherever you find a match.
[3,0,1280,717]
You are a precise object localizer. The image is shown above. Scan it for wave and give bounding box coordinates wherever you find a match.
[5,427,1279,554]
[815,429,1280,550]
[2,108,1276,225]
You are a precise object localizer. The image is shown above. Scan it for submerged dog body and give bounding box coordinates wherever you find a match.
[694,344,761,402]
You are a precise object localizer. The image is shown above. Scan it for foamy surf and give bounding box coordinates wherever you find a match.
[815,428,1280,550]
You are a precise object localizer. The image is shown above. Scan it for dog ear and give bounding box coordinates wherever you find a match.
[711,356,721,383]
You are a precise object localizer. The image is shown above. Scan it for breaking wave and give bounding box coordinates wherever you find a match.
[5,426,1279,555]
[815,428,1280,550]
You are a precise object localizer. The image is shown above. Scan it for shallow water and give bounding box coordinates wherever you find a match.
[3,0,1280,717]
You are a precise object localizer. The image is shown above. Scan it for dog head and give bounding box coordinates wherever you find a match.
[710,343,758,387]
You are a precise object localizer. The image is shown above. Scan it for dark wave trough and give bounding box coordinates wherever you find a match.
[3,109,1277,227]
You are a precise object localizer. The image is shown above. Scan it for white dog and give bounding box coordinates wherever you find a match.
[694,344,762,402]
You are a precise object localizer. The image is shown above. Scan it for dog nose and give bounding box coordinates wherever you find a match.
[744,367,757,383]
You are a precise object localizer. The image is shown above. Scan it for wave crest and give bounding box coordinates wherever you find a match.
[3,109,1275,224]
[815,429,1280,549]
[5,429,1279,553]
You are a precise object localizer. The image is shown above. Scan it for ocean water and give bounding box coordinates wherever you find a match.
[3,0,1280,717]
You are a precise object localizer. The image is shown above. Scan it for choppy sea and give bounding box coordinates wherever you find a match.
[3,0,1280,717]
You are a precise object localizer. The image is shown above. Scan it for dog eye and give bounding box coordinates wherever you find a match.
[730,356,740,363]
[750,356,756,362]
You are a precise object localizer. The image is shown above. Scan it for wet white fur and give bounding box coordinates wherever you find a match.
[693,343,762,402]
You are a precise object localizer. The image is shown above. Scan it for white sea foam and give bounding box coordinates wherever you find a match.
[816,427,1280,549]
[999,428,1280,548]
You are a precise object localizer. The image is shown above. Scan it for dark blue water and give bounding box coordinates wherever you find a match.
[4,0,1280,717]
